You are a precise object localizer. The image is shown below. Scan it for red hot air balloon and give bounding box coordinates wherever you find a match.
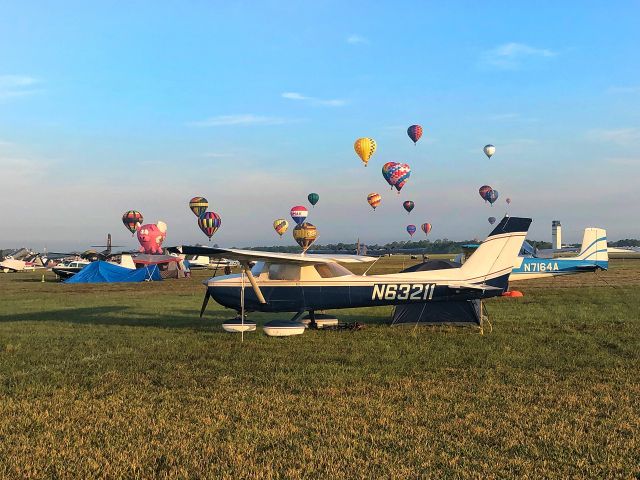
[290,205,308,226]
[407,125,423,144]
[479,185,492,202]
[403,201,414,213]
[421,223,432,236]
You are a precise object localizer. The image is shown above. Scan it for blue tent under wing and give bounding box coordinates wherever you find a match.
[64,261,162,283]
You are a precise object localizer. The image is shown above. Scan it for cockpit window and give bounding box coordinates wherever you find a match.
[314,263,352,278]
[268,264,301,281]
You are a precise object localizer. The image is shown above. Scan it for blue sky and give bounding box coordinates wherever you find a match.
[1,1,639,250]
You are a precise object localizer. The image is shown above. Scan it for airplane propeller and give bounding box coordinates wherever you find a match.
[199,290,210,318]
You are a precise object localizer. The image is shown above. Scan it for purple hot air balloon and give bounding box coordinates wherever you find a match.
[407,124,423,144]
[407,224,416,237]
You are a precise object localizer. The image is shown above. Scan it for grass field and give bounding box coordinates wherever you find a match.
[1,257,639,478]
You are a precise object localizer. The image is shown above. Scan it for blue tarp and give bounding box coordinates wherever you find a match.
[64,261,162,283]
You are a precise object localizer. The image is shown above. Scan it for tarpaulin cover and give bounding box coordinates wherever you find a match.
[391,259,481,326]
[64,261,162,283]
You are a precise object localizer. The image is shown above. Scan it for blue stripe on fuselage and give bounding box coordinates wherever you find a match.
[208,274,509,313]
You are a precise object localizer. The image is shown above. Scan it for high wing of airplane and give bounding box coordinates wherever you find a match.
[178,216,532,325]
[510,227,608,281]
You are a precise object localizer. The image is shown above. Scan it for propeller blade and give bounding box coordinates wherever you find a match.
[199,290,211,318]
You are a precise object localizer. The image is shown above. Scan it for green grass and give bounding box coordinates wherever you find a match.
[1,259,639,478]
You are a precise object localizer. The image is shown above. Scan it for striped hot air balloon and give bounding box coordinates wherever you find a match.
[189,196,208,217]
[293,222,318,252]
[421,223,432,236]
[122,210,143,236]
[290,205,308,225]
[198,212,221,240]
[367,193,382,210]
[407,125,423,144]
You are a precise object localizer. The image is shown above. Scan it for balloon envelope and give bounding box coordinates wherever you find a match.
[390,163,411,193]
[485,189,499,205]
[479,185,492,201]
[407,125,423,144]
[354,137,377,166]
[421,223,432,236]
[382,162,395,187]
[273,219,289,236]
[189,196,208,217]
[407,225,416,237]
[198,212,221,240]
[307,193,319,206]
[488,216,496,225]
[484,144,496,159]
[403,201,414,213]
[506,197,511,204]
[122,210,143,236]
[290,205,308,225]
[293,222,318,251]
[367,193,381,210]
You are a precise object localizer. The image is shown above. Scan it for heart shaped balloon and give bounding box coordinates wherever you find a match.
[389,163,411,193]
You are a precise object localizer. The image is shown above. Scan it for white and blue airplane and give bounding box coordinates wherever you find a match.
[180,217,532,323]
[510,227,608,281]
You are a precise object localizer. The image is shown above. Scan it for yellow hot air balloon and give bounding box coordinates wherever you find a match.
[293,222,318,252]
[354,137,377,167]
[273,219,289,236]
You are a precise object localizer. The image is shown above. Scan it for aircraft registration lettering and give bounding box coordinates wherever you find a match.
[372,284,435,301]
[523,262,559,273]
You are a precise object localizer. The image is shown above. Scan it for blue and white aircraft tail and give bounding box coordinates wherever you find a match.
[510,227,608,281]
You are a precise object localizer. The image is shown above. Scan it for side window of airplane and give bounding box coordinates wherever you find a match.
[268,264,301,281]
[314,263,352,278]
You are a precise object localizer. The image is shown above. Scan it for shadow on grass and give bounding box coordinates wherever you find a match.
[0,305,229,330]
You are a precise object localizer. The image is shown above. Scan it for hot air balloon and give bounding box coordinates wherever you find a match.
[198,212,221,241]
[137,221,167,254]
[421,223,432,236]
[403,200,414,213]
[506,197,511,205]
[189,196,208,217]
[367,193,382,210]
[407,224,416,237]
[273,219,289,236]
[122,210,143,236]
[290,205,308,225]
[354,137,376,167]
[307,193,319,207]
[293,222,318,252]
[485,189,499,205]
[407,125,423,144]
[479,185,492,202]
[389,163,411,193]
[382,162,396,189]
[483,144,495,159]
[488,216,496,225]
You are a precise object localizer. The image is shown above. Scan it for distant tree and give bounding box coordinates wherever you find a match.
[609,239,640,247]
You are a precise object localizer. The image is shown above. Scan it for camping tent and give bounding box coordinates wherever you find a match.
[391,259,484,327]
[132,254,189,279]
[64,261,162,283]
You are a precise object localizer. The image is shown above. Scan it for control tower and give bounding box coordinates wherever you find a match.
[552,220,562,250]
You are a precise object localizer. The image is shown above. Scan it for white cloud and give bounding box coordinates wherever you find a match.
[347,34,368,45]
[188,114,291,127]
[587,128,640,146]
[0,74,41,100]
[281,91,346,107]
[481,42,557,69]
[201,152,233,158]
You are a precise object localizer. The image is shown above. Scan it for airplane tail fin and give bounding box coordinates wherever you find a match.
[575,228,608,266]
[460,216,532,288]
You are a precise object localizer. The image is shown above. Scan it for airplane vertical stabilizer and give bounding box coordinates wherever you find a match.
[460,216,532,283]
[576,228,608,263]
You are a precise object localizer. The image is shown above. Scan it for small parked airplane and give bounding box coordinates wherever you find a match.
[179,216,532,324]
[510,227,608,281]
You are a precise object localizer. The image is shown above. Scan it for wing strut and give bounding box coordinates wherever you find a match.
[241,262,267,304]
